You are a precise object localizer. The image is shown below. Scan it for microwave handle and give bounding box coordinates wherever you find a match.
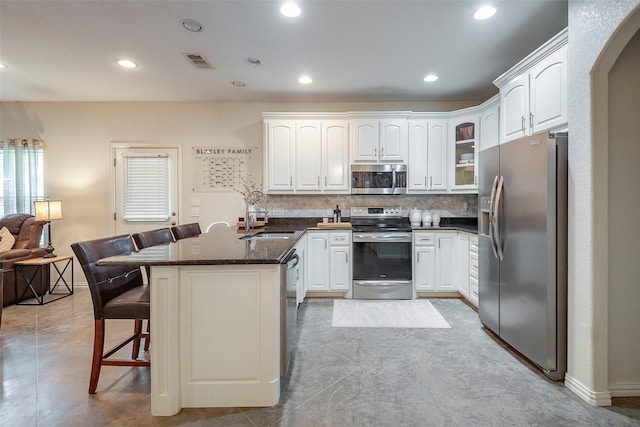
[392,170,396,189]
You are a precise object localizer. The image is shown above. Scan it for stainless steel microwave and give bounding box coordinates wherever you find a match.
[351,164,407,195]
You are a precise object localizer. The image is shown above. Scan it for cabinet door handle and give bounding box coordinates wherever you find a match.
[374,147,377,157]
[317,176,320,186]
[381,147,384,157]
[324,176,327,187]
[346,253,349,263]
[429,176,433,188]
[529,112,534,130]
[417,252,421,263]
[325,239,327,250]
[424,176,427,187]
[521,116,526,132]
[290,176,293,186]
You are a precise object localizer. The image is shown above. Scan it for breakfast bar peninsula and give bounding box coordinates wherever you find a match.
[98,227,303,416]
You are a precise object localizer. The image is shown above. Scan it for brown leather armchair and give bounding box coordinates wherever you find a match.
[0,214,46,306]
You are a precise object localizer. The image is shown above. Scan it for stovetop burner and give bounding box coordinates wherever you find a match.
[350,206,411,232]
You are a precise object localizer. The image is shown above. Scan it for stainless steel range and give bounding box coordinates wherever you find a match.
[350,206,413,299]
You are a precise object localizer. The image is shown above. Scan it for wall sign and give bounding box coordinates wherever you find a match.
[192,146,260,192]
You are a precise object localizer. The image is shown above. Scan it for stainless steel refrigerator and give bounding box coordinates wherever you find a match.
[478,131,567,381]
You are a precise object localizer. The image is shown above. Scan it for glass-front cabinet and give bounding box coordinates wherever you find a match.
[449,115,479,191]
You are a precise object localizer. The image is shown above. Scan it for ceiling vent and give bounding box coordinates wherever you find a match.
[182,53,213,69]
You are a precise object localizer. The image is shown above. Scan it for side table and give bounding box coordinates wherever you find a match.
[15,255,74,305]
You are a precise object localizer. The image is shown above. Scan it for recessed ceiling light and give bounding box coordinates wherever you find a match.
[298,75,312,84]
[281,2,301,18]
[117,59,137,68]
[181,19,203,32]
[424,74,438,82]
[231,81,246,87]
[0,63,6,69]
[245,57,262,66]
[474,6,496,20]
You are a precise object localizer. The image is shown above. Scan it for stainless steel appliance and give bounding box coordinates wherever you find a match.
[351,206,413,299]
[281,248,299,377]
[478,131,567,380]
[351,164,407,194]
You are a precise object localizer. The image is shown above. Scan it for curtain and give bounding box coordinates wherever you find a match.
[0,139,45,216]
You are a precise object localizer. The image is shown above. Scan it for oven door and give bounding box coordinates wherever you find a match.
[352,232,412,299]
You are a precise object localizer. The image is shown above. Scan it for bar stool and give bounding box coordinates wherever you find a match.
[170,222,201,240]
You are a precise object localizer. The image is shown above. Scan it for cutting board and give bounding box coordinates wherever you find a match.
[316,222,352,228]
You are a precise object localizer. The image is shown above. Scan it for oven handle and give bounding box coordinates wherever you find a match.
[353,233,412,243]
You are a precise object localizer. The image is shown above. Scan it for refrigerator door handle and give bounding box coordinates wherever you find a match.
[493,175,505,261]
[489,175,499,258]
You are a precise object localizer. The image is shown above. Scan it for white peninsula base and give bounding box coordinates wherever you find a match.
[150,264,282,416]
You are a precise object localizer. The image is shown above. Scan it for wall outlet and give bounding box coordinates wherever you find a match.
[191,207,200,217]
[191,197,200,207]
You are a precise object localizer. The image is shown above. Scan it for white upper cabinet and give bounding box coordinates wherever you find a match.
[351,117,408,163]
[449,115,479,191]
[322,121,350,192]
[480,98,500,152]
[494,28,568,143]
[529,46,568,134]
[296,121,323,191]
[407,119,447,192]
[264,116,350,194]
[265,120,295,191]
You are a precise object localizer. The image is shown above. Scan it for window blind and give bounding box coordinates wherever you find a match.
[122,154,170,221]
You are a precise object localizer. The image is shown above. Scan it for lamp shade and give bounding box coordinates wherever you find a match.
[34,199,63,221]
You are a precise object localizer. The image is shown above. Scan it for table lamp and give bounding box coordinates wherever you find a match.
[34,198,63,258]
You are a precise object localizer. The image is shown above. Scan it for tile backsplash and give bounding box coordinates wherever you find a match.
[267,194,477,219]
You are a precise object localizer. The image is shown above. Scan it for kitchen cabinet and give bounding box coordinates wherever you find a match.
[351,117,408,163]
[294,234,307,305]
[407,119,448,192]
[329,232,351,291]
[457,233,470,298]
[263,116,349,194]
[413,232,436,291]
[436,233,456,291]
[322,121,350,191]
[265,120,295,191]
[480,97,500,152]
[295,120,349,192]
[469,235,478,306]
[449,115,479,191]
[295,121,322,191]
[306,231,351,293]
[495,30,568,143]
[413,231,457,292]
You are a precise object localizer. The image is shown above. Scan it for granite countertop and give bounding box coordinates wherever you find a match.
[97,216,477,267]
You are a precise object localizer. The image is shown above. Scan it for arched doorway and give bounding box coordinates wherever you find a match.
[606,26,640,398]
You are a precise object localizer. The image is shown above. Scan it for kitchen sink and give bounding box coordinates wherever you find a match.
[239,231,296,240]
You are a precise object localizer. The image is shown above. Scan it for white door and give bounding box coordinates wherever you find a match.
[408,120,428,190]
[428,120,448,191]
[414,245,435,291]
[113,146,179,236]
[530,46,567,134]
[379,119,406,162]
[295,121,322,191]
[436,234,456,291]
[351,120,379,162]
[501,75,530,143]
[329,246,350,291]
[266,120,295,191]
[322,121,349,192]
[306,233,329,291]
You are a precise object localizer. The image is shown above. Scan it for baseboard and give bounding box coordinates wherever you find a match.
[609,382,640,397]
[565,374,612,406]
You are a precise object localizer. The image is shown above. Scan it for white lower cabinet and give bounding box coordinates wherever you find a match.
[306,231,351,293]
[413,231,456,292]
[457,233,470,298]
[469,235,479,306]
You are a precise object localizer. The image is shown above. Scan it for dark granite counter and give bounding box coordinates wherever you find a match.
[98,227,304,266]
[98,216,475,267]
[412,217,478,235]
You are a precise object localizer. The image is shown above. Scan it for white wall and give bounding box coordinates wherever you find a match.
[566,0,640,405]
[0,100,475,261]
[607,28,640,394]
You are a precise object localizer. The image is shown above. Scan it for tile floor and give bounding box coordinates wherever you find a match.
[1,288,639,426]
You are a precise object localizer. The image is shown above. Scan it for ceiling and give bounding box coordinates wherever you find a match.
[0,0,568,103]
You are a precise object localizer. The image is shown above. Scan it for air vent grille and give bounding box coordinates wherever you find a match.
[182,53,213,69]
